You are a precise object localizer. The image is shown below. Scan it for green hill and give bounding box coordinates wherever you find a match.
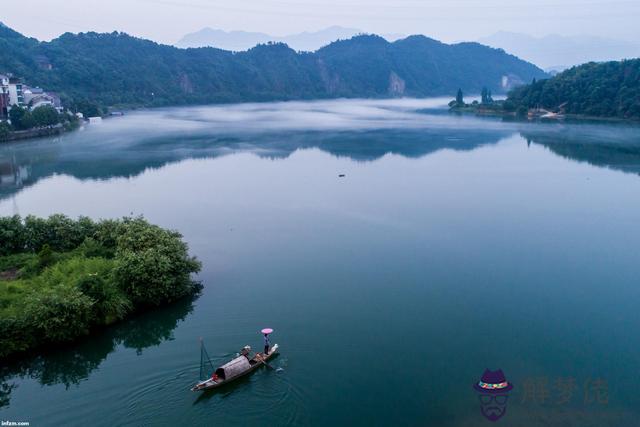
[507,59,640,119]
[0,24,546,111]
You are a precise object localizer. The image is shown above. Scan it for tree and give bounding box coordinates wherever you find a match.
[481,87,494,105]
[0,121,11,141]
[31,105,60,127]
[72,100,102,118]
[114,218,201,306]
[8,107,25,128]
[8,106,34,130]
[21,287,94,343]
[456,88,464,105]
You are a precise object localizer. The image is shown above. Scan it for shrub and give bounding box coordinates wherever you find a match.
[76,273,131,324]
[21,287,94,343]
[0,216,25,255]
[78,237,114,259]
[0,121,11,142]
[37,244,55,270]
[9,106,34,130]
[114,218,201,306]
[31,105,60,127]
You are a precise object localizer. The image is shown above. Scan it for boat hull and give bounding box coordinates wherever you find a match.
[191,344,279,391]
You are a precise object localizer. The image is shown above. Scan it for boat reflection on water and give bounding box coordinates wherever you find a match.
[0,292,200,409]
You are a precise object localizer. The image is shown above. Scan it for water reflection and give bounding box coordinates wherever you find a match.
[522,125,640,175]
[0,293,199,409]
[0,128,511,201]
[3,100,640,202]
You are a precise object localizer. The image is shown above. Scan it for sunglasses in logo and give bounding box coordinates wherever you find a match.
[479,395,508,405]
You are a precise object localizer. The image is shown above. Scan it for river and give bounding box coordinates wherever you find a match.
[1,98,640,426]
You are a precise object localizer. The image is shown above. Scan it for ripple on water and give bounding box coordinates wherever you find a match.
[117,355,308,426]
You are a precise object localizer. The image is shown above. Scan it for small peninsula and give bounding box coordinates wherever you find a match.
[0,215,201,359]
[450,59,640,121]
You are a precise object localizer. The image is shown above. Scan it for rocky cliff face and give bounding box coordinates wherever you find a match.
[388,72,406,96]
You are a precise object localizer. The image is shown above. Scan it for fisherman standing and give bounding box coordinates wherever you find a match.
[263,332,271,355]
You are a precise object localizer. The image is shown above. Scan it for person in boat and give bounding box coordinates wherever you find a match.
[263,333,270,355]
[240,345,251,359]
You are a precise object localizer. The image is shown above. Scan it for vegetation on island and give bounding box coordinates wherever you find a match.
[0,23,545,113]
[450,59,640,121]
[0,215,201,359]
[449,87,502,114]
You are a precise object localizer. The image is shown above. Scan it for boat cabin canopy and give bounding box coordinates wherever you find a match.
[215,356,251,380]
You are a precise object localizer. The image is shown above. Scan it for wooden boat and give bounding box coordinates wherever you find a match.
[191,343,279,391]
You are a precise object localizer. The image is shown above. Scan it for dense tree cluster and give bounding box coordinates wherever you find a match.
[0,24,545,111]
[1,105,78,141]
[506,59,640,119]
[0,215,201,359]
[7,105,61,130]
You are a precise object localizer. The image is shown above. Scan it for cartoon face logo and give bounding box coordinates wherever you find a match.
[473,369,513,422]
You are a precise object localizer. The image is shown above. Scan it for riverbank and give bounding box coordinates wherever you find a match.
[0,106,83,144]
[1,124,66,142]
[449,101,640,124]
[0,215,201,360]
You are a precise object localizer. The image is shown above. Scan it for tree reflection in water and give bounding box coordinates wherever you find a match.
[0,292,199,408]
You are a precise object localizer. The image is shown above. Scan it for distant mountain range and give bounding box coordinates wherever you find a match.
[0,23,545,112]
[175,26,405,51]
[479,32,640,70]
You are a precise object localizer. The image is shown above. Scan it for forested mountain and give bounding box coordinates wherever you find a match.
[0,23,546,111]
[507,59,640,119]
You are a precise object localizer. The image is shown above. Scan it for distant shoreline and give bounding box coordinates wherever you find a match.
[2,124,67,142]
[449,103,640,125]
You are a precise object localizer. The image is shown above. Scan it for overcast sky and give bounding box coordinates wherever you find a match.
[3,0,639,44]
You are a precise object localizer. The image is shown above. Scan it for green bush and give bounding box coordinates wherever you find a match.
[114,218,201,306]
[31,105,60,127]
[78,237,115,259]
[8,106,35,131]
[0,216,25,255]
[0,121,11,141]
[21,287,94,343]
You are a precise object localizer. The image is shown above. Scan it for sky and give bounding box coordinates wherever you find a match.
[3,0,639,45]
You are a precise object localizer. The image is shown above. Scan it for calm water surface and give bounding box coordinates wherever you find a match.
[1,98,640,426]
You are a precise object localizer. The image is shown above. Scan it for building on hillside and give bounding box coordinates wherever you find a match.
[0,74,9,118]
[23,86,62,112]
[7,77,25,107]
[1,74,64,116]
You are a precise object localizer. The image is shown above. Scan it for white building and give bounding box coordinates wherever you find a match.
[0,74,63,116]
[7,77,24,107]
[23,86,61,111]
[0,74,9,118]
